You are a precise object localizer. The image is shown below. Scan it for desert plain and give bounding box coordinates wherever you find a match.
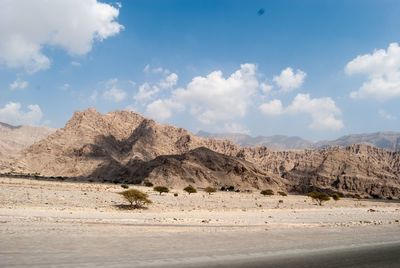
[1,176,400,267]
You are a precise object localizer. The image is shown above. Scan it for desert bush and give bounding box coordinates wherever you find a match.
[307,191,330,206]
[331,193,341,201]
[260,189,274,196]
[184,185,197,194]
[227,186,235,192]
[174,193,178,197]
[278,191,287,197]
[144,180,154,187]
[121,184,129,189]
[119,189,152,208]
[204,186,217,195]
[153,186,169,195]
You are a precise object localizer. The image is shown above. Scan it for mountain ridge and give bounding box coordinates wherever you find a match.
[1,108,400,199]
[198,130,400,151]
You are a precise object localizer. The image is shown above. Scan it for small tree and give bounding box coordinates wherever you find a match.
[144,180,154,187]
[184,185,197,194]
[278,191,287,197]
[331,193,341,201]
[260,189,274,196]
[153,186,169,195]
[204,186,216,195]
[119,189,152,208]
[307,191,330,206]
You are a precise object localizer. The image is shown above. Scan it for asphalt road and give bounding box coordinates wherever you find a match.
[1,224,400,268]
[181,242,400,268]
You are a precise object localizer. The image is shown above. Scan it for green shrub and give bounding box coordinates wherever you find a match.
[119,189,152,208]
[260,189,274,196]
[331,193,341,201]
[307,191,330,206]
[144,181,154,187]
[184,185,197,194]
[153,186,169,195]
[204,186,217,195]
[278,191,287,196]
[120,184,129,189]
[227,186,235,192]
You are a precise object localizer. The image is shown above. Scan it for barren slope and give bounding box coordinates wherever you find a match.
[10,108,400,198]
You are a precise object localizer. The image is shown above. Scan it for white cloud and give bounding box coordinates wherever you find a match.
[144,64,258,129]
[259,99,283,116]
[90,90,98,102]
[0,102,43,126]
[221,122,250,134]
[260,82,273,94]
[146,99,183,121]
[346,43,400,100]
[60,83,71,91]
[9,78,29,90]
[259,94,343,131]
[143,64,170,75]
[70,61,81,67]
[0,0,123,73]
[286,94,343,130]
[172,63,259,124]
[134,72,178,102]
[102,79,126,102]
[159,73,178,89]
[378,109,396,120]
[273,67,306,91]
[135,83,159,102]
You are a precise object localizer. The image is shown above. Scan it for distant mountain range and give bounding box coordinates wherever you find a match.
[197,131,400,151]
[1,109,400,199]
[0,122,55,155]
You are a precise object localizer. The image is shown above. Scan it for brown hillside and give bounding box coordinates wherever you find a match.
[9,108,400,198]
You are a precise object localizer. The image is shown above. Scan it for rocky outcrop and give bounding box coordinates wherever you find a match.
[8,108,400,199]
[0,122,55,156]
[90,147,284,190]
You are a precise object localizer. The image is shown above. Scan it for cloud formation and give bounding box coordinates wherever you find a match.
[9,78,29,90]
[378,109,396,120]
[259,100,283,116]
[102,79,127,102]
[273,67,306,91]
[346,42,400,100]
[146,64,259,126]
[0,0,123,73]
[0,102,43,126]
[259,94,343,131]
[134,72,178,102]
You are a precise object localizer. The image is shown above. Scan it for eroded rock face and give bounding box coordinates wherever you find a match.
[8,108,400,198]
[236,145,400,198]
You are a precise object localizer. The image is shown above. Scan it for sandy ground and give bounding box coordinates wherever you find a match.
[1,177,400,267]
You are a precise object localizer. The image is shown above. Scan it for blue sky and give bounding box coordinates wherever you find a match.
[1,0,400,140]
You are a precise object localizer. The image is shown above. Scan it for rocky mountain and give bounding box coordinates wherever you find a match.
[90,147,284,190]
[15,108,237,178]
[6,108,400,198]
[199,131,400,152]
[237,145,400,198]
[317,132,400,151]
[0,122,55,155]
[197,131,314,150]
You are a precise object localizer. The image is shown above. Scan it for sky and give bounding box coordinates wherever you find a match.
[1,0,400,141]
